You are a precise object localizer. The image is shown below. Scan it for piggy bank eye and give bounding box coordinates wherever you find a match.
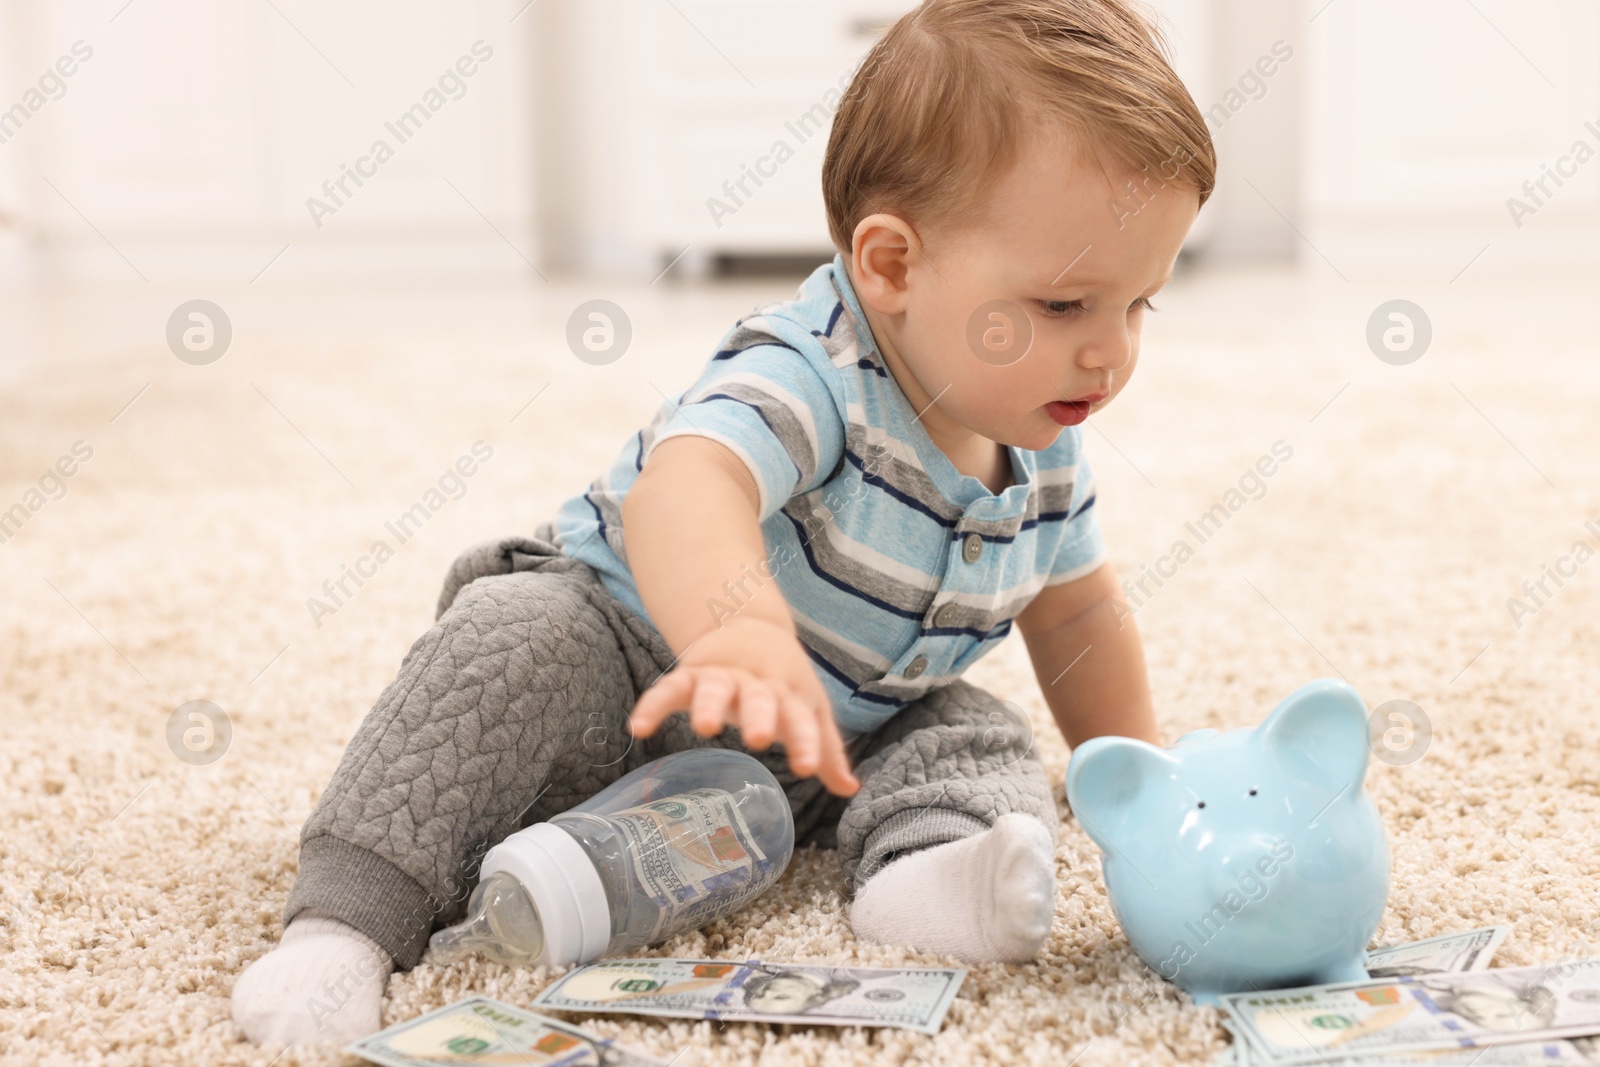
[1248,788,1258,797]
[1195,801,1206,809]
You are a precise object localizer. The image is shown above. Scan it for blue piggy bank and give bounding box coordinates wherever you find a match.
[1065,678,1389,1003]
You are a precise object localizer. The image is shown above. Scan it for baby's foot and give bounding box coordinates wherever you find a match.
[849,812,1056,963]
[231,912,394,1046]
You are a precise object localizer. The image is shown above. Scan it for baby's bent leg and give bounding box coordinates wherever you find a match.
[286,568,670,967]
[838,680,1060,963]
[235,566,674,1044]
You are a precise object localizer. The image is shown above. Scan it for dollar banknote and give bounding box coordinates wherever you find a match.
[532,958,966,1035]
[1232,1031,1599,1065]
[345,995,686,1067]
[1220,960,1600,1065]
[1216,929,1507,1064]
[1365,926,1510,978]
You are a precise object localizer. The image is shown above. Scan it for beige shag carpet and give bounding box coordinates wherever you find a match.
[3,262,1599,1067]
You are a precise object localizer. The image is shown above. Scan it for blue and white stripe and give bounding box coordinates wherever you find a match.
[552,253,1105,735]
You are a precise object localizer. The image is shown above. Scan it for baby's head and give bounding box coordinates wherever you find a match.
[823,0,1216,451]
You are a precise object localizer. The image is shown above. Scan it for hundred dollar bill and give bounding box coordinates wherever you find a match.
[345,995,683,1067]
[1234,1034,1599,1065]
[533,958,966,1035]
[1222,929,1499,1064]
[1365,926,1511,978]
[1220,960,1600,1065]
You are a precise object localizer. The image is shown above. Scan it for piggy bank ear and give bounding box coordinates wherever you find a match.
[1256,678,1371,790]
[1066,736,1179,852]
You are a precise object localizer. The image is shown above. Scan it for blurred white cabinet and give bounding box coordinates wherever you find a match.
[1305,0,1600,270]
[537,0,916,276]
[1309,0,1600,217]
[540,0,1248,275]
[0,0,534,282]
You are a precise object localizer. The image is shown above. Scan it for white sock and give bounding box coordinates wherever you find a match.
[849,812,1056,963]
[231,911,394,1047]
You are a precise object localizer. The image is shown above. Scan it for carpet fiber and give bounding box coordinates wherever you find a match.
[3,265,1598,1066]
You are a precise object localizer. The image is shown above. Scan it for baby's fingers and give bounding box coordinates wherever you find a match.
[814,708,861,797]
[629,670,695,738]
[736,677,779,750]
[688,670,738,737]
[778,691,821,779]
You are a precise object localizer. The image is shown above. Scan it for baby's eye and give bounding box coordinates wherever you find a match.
[1036,299,1083,318]
[1035,297,1159,318]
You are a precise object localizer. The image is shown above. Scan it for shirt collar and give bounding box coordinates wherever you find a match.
[825,254,1034,515]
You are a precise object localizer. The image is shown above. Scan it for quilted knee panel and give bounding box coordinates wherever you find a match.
[300,570,641,901]
[835,679,1058,883]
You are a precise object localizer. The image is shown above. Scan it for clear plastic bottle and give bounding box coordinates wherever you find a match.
[428,749,795,968]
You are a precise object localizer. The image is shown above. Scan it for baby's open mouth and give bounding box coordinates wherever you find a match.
[1044,393,1104,426]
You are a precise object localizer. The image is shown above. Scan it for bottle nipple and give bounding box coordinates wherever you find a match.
[426,871,546,966]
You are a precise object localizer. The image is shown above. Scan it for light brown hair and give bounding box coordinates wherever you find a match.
[822,0,1216,254]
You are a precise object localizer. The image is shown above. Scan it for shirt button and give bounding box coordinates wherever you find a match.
[933,601,959,628]
[962,533,983,564]
[903,655,928,679]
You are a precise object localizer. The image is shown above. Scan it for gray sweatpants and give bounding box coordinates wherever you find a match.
[283,523,1057,970]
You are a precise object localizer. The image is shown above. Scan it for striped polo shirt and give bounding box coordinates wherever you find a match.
[550,253,1106,736]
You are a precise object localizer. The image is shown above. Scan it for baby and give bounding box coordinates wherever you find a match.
[233,0,1213,1047]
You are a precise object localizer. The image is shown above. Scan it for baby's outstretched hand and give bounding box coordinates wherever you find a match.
[628,618,860,797]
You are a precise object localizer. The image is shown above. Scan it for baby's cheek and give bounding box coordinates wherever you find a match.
[1113,352,1141,392]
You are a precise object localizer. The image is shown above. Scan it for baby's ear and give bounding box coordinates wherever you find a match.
[1066,736,1179,852]
[1255,678,1371,791]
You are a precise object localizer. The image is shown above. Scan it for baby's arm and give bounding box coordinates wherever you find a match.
[622,434,860,796]
[1015,561,1159,748]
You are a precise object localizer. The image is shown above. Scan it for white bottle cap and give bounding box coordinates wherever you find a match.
[479,822,611,967]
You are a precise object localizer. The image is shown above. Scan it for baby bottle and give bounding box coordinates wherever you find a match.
[427,748,794,967]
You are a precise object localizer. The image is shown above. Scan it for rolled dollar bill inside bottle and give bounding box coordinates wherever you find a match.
[427,751,796,968]
[599,788,773,945]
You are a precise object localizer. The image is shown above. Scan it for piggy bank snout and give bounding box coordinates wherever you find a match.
[1204,834,1295,901]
